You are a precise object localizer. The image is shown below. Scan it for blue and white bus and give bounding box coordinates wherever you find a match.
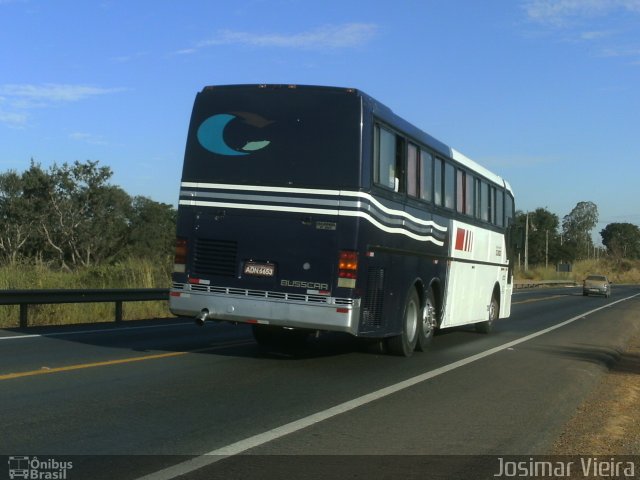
[170,84,516,356]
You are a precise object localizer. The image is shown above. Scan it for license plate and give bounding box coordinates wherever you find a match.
[243,262,276,277]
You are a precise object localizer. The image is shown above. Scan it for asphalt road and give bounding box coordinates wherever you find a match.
[1,285,639,479]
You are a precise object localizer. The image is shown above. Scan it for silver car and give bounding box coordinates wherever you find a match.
[583,275,611,298]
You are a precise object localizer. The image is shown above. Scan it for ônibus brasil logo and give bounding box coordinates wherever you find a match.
[8,456,73,479]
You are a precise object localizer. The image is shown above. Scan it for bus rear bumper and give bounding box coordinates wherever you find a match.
[169,284,361,335]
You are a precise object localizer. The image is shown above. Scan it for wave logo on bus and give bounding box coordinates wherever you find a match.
[197,112,272,156]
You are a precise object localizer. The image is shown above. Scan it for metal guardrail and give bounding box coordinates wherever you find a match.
[514,280,577,289]
[0,288,169,328]
[1,282,577,329]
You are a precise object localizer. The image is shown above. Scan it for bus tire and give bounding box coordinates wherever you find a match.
[386,287,420,357]
[416,288,437,352]
[476,294,499,334]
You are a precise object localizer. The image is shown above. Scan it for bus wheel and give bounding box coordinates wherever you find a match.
[475,294,499,333]
[416,288,437,352]
[386,288,419,357]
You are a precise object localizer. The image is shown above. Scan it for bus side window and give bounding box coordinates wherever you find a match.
[374,125,396,190]
[474,178,481,218]
[505,192,514,225]
[480,181,489,222]
[395,136,406,193]
[434,158,443,206]
[420,149,433,202]
[407,143,418,197]
[444,162,455,210]
[466,173,475,216]
[496,189,504,227]
[488,186,495,223]
[456,169,464,214]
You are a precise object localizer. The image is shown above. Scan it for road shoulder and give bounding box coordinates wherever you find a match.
[551,324,640,454]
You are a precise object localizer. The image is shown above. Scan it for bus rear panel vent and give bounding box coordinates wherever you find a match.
[193,238,238,277]
[362,267,385,330]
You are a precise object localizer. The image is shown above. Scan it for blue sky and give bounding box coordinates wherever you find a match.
[1,0,639,243]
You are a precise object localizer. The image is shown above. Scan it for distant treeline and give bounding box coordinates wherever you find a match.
[514,201,640,266]
[0,160,176,269]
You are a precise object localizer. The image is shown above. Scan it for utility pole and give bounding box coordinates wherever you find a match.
[525,213,529,271]
[545,230,549,269]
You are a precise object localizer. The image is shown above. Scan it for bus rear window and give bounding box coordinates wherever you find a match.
[182,87,361,189]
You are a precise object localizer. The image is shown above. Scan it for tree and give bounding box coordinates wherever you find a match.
[34,161,132,268]
[601,223,640,259]
[529,208,561,265]
[562,201,598,261]
[21,161,56,260]
[127,196,176,259]
[0,159,176,269]
[0,170,34,263]
[515,208,562,266]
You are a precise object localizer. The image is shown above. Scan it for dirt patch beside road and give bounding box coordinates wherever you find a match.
[551,332,640,455]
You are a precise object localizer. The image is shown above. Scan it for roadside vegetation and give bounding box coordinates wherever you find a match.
[0,160,175,328]
[0,255,173,329]
[1,160,639,327]
[513,202,640,284]
[515,258,640,284]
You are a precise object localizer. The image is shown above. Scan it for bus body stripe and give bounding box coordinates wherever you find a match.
[455,228,466,251]
[180,182,448,232]
[178,199,445,246]
[454,228,475,253]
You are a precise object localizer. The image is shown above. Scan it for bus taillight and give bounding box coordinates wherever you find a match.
[338,250,358,288]
[173,238,188,273]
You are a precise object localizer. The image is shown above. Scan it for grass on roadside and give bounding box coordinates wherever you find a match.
[0,258,174,328]
[2,257,639,328]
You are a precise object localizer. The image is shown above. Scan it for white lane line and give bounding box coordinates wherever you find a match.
[137,293,640,480]
[0,321,191,341]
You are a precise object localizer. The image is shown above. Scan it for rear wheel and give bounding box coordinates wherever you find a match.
[475,294,498,334]
[386,287,420,357]
[416,288,437,352]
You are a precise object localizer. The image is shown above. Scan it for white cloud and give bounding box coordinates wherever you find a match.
[111,51,148,63]
[69,132,108,146]
[596,46,640,65]
[0,83,123,103]
[0,110,28,127]
[480,154,556,168]
[522,1,640,65]
[524,0,640,26]
[580,30,614,40]
[0,83,124,127]
[179,23,378,54]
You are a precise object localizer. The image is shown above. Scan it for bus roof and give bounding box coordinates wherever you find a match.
[450,148,514,197]
[355,87,514,197]
[199,84,514,197]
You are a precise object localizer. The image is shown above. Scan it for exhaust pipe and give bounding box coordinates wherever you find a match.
[195,309,209,326]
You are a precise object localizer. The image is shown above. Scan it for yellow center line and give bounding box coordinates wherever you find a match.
[513,294,568,305]
[0,340,253,381]
[1,293,576,381]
